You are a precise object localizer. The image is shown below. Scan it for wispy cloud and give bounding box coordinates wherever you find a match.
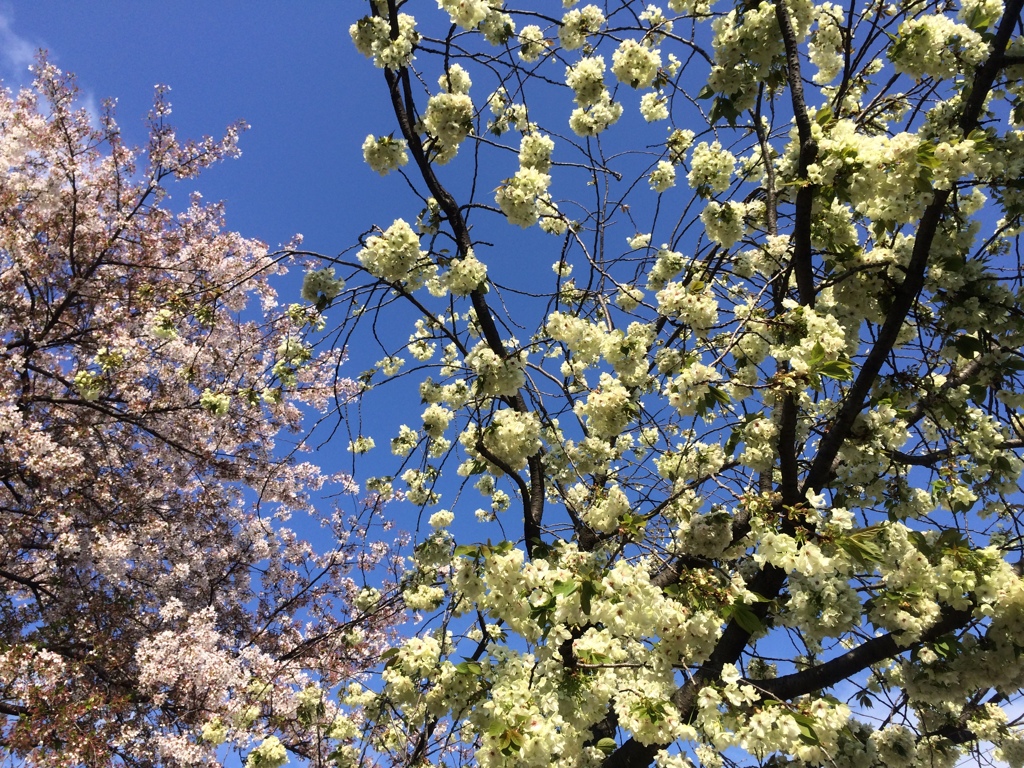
[0,4,42,87]
[0,5,104,128]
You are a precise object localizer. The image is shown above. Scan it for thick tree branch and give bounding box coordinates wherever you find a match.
[804,0,1024,495]
[755,605,974,701]
[775,0,818,308]
[379,0,547,556]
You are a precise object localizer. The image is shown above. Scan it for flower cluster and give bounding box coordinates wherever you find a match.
[566,56,608,107]
[688,141,736,196]
[443,249,488,295]
[421,403,454,439]
[559,5,605,50]
[640,91,669,122]
[245,736,288,768]
[301,266,346,305]
[439,0,491,30]
[496,166,552,228]
[350,13,419,70]
[701,200,748,248]
[487,87,532,134]
[480,7,515,45]
[655,282,719,336]
[423,91,474,162]
[565,56,623,135]
[348,435,376,454]
[199,389,231,416]
[611,39,662,88]
[664,361,721,416]
[808,3,845,84]
[580,483,630,532]
[438,63,472,95]
[888,13,989,81]
[362,134,409,176]
[464,342,527,396]
[649,160,676,192]
[462,409,542,471]
[518,25,547,62]
[358,218,435,289]
[519,132,554,173]
[574,373,636,438]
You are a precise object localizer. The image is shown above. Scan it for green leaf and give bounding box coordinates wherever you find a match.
[795,718,820,746]
[709,95,742,127]
[836,525,885,566]
[807,341,827,368]
[819,359,853,381]
[581,579,598,616]
[596,738,618,755]
[726,602,764,634]
[725,427,742,457]
[455,660,483,675]
[915,142,942,171]
[954,335,985,359]
[487,720,507,738]
[496,732,512,752]
[552,579,578,597]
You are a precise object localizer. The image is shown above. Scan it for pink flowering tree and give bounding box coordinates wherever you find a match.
[295,0,1024,767]
[0,63,401,766]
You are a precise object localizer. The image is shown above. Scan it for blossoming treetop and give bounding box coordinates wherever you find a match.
[302,0,1024,766]
[0,63,400,766]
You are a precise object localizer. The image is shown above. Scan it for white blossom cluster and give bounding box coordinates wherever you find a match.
[610,39,662,89]
[350,13,419,70]
[559,5,605,50]
[464,342,527,396]
[687,141,736,196]
[486,87,532,134]
[438,0,491,30]
[664,360,721,416]
[442,249,488,295]
[655,282,720,336]
[495,133,558,228]
[639,4,674,44]
[495,167,551,228]
[640,91,669,122]
[362,134,409,176]
[433,68,470,100]
[808,3,845,85]
[423,91,474,163]
[301,266,345,304]
[565,56,624,136]
[546,311,606,365]
[518,25,547,62]
[888,13,989,81]
[705,0,812,111]
[461,409,542,471]
[574,372,635,438]
[358,218,435,289]
[700,200,748,247]
[649,160,676,192]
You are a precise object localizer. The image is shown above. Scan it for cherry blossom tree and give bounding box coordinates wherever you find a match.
[295,0,1024,766]
[0,62,400,767]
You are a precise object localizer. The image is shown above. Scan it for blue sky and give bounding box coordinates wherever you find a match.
[1,2,399,257]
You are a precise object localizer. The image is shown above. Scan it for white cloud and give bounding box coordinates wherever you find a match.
[0,5,40,87]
